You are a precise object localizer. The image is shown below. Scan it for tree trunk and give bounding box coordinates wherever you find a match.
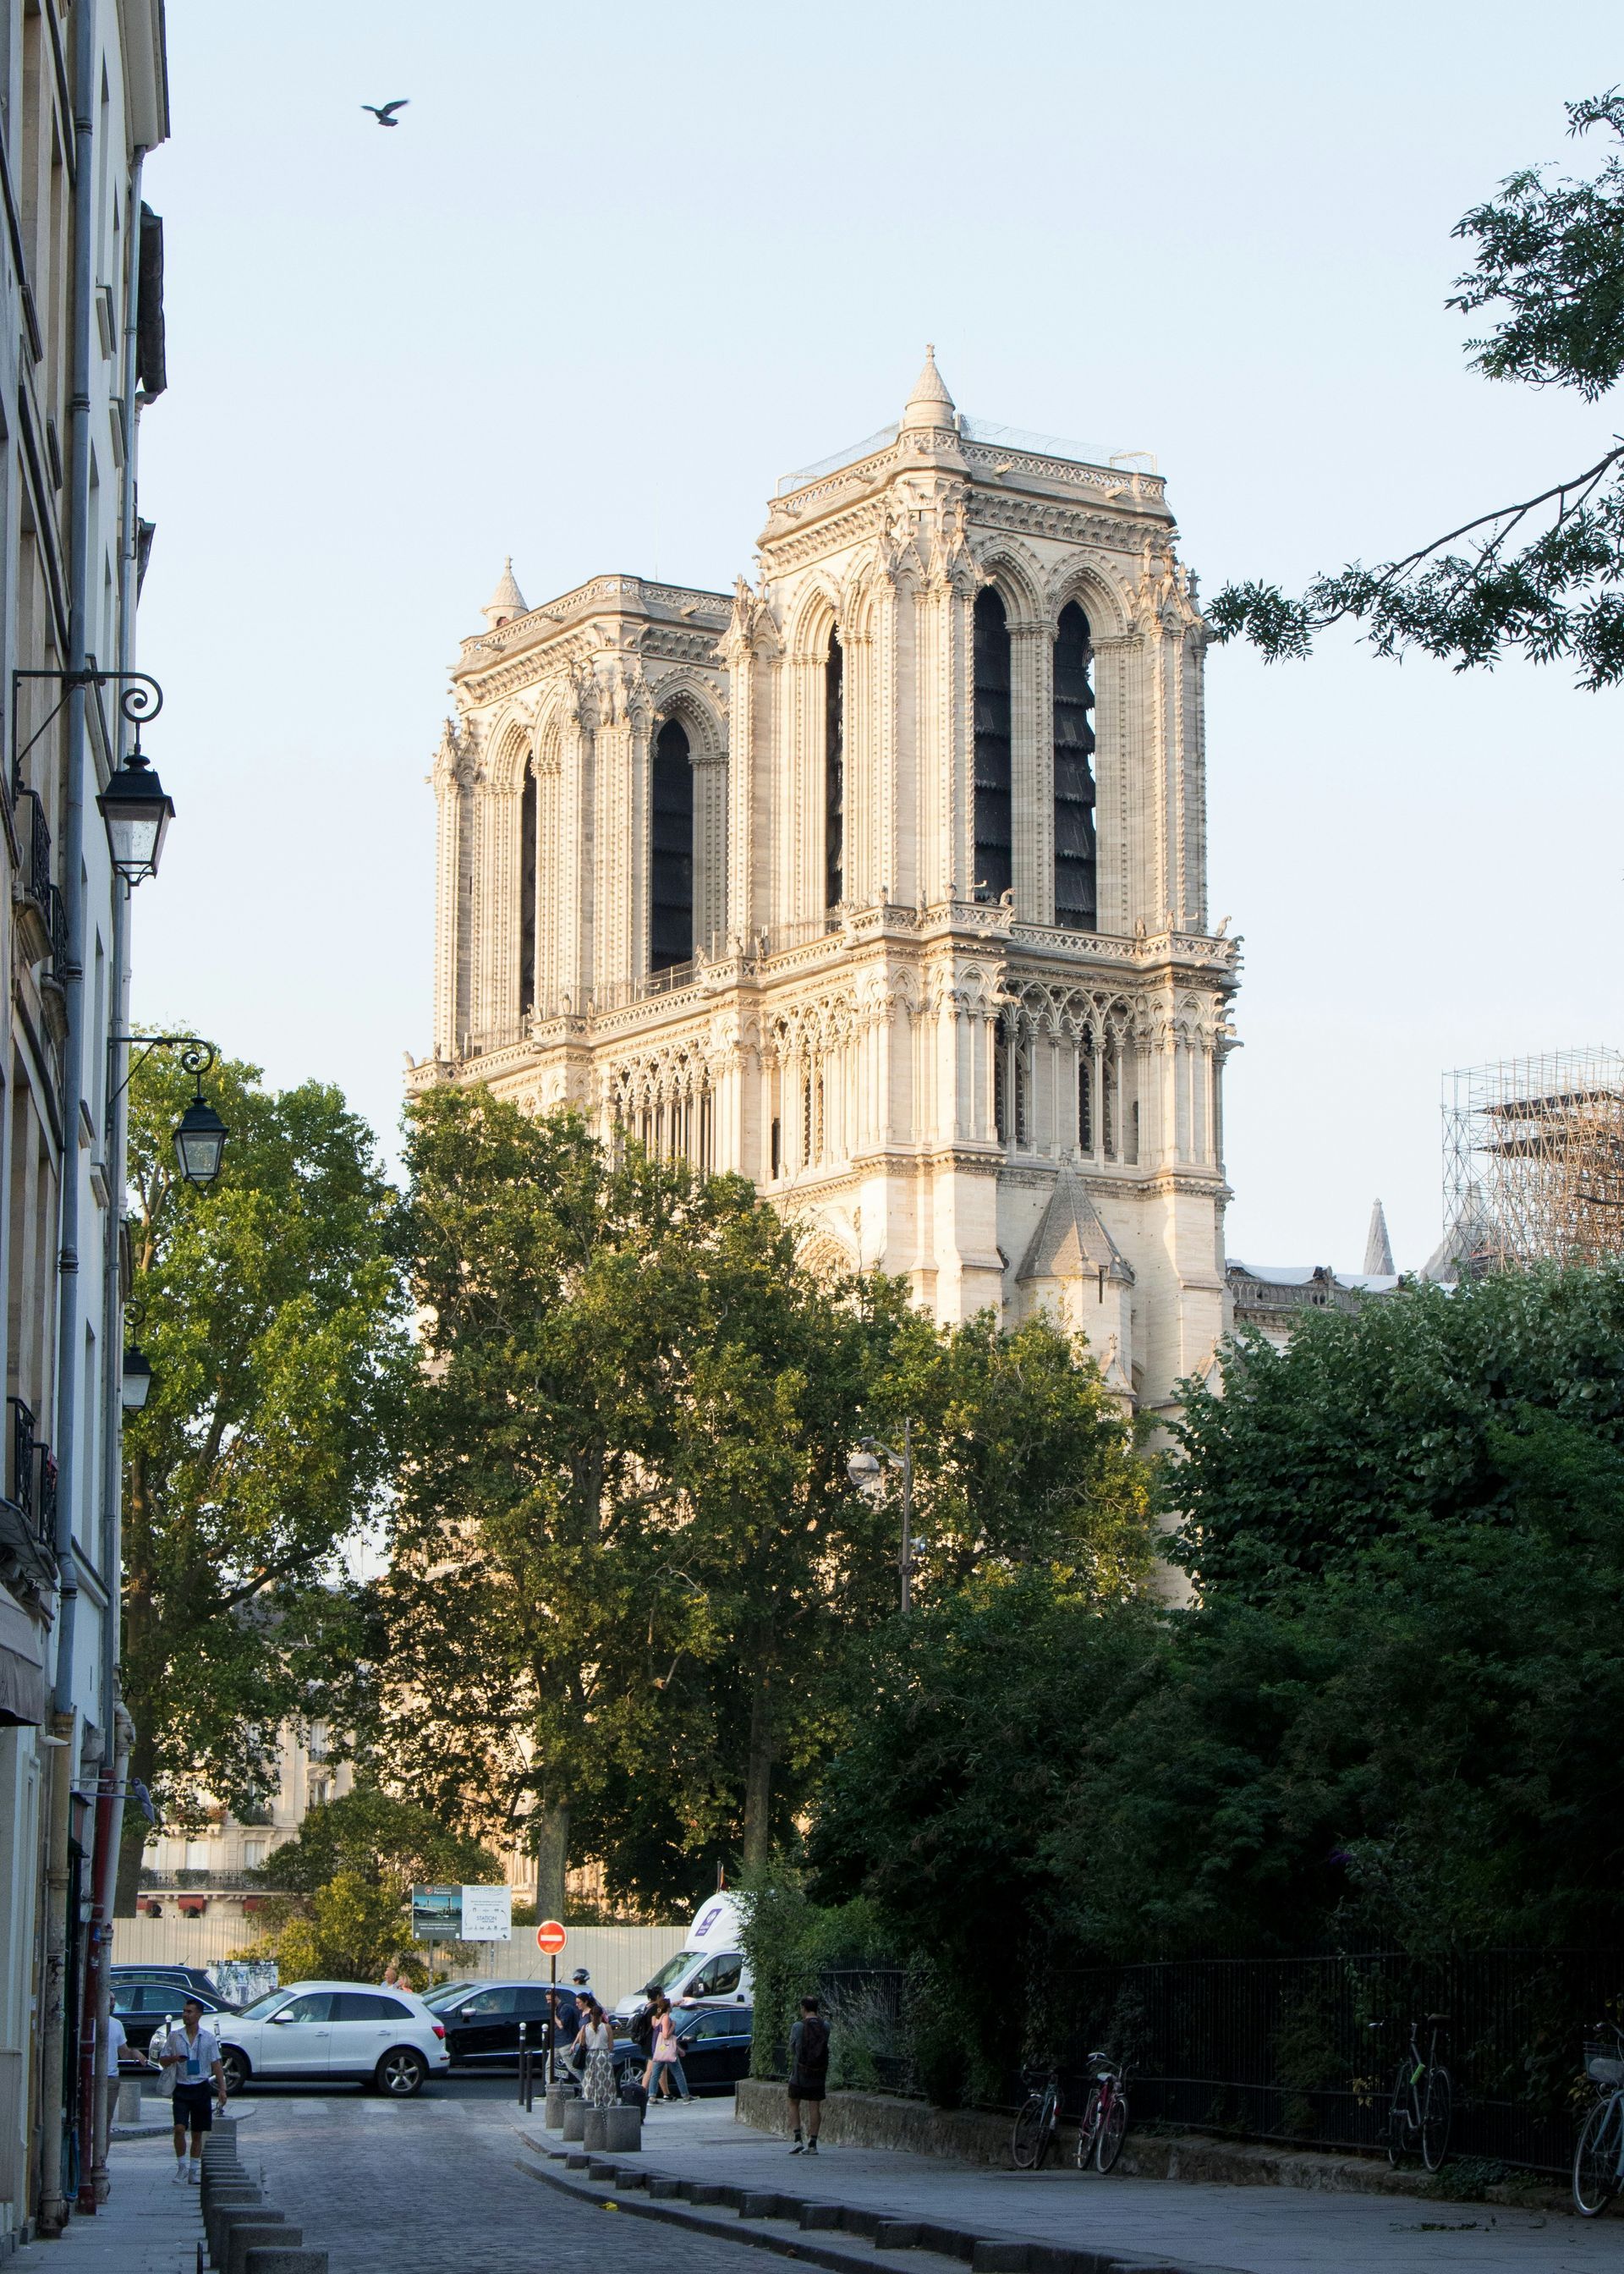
[533,1801,570,1920]
[741,1656,774,1870]
[113,1722,159,1914]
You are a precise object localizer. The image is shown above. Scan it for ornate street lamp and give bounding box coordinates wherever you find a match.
[120,1346,153,1410]
[97,742,174,885]
[847,1420,918,1612]
[111,1036,229,1189]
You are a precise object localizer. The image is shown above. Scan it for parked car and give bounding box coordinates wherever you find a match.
[215,1980,451,2097]
[437,1980,579,2067]
[110,1963,221,2002]
[422,1979,479,2010]
[605,2006,753,2097]
[111,1976,239,2061]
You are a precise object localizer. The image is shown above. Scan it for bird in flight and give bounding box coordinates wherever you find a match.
[363,100,409,126]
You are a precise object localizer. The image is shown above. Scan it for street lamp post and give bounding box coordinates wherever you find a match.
[848,1417,917,1612]
[109,1035,229,1189]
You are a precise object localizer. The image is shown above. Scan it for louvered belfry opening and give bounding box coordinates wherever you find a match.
[974,586,1012,903]
[518,767,537,1014]
[1053,600,1097,930]
[825,630,844,909]
[650,717,694,969]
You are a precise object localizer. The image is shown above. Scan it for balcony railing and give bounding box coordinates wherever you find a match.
[13,788,63,972]
[8,1397,56,1545]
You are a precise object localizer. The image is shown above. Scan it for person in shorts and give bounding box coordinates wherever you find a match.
[787,1995,830,2154]
[154,1997,228,2184]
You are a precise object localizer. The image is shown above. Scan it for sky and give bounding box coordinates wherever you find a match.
[131,0,1624,1275]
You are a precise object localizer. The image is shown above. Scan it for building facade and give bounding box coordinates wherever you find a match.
[412,355,1241,1416]
[0,0,169,2243]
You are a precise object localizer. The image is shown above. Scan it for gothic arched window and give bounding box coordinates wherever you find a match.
[974,587,1012,903]
[650,717,694,970]
[518,766,537,1015]
[825,629,844,909]
[1053,601,1097,931]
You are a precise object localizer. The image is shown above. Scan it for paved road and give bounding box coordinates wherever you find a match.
[233,2077,771,2274]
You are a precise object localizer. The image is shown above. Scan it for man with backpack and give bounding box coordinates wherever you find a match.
[787,1995,830,2154]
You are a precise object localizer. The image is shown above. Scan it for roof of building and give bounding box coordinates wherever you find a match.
[1017,1171,1133,1284]
[482,557,528,627]
[900,343,957,431]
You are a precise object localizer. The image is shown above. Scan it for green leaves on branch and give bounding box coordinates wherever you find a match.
[1210,91,1624,688]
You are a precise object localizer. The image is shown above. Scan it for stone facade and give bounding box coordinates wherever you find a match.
[411,355,1241,1419]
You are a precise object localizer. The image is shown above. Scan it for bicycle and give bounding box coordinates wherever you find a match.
[1074,2050,1129,2173]
[1011,2065,1062,2170]
[1573,2021,1624,2217]
[1372,2013,1451,2172]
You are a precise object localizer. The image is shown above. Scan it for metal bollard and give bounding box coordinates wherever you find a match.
[518,2021,534,2112]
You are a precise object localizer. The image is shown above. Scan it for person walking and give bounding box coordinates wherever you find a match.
[787,1995,830,2154]
[640,1995,692,2106]
[577,1998,617,2109]
[153,1997,229,2184]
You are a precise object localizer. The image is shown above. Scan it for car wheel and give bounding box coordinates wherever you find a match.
[218,2047,249,2096]
[376,2047,427,2098]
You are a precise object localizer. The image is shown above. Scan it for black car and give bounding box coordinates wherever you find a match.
[111,1964,220,2002]
[608,2006,753,2097]
[111,1975,239,2060]
[437,1980,579,2067]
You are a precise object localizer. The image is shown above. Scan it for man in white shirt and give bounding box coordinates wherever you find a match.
[152,1997,228,2184]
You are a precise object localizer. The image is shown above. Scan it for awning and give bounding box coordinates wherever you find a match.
[0,1586,47,1726]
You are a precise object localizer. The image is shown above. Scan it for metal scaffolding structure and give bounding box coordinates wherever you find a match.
[1441,1048,1624,1274]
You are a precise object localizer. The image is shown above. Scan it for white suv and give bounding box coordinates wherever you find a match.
[216,1980,451,2098]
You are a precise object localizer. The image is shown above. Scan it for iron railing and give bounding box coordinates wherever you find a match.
[7,1396,53,1544]
[1051,1951,1624,2174]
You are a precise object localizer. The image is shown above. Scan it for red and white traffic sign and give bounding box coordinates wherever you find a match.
[535,1919,567,1955]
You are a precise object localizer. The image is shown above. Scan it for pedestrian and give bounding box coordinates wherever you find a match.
[577,1998,617,2110]
[787,1995,830,2155]
[640,1994,692,2106]
[571,1965,592,1998]
[153,1997,229,2185]
[381,1959,402,1987]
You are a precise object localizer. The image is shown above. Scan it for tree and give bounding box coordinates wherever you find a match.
[248,1786,499,1986]
[1171,1266,1624,1601]
[118,1043,410,1909]
[1211,91,1624,688]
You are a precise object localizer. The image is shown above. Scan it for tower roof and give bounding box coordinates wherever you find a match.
[1363,1198,1395,1277]
[1015,1170,1133,1285]
[900,343,956,433]
[482,556,528,629]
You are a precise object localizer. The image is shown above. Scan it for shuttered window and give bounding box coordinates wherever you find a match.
[974,588,1012,903]
[1053,601,1096,930]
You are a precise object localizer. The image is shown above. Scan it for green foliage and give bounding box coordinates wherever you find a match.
[734,1860,892,2084]
[1210,91,1624,688]
[246,1787,499,1988]
[119,1039,410,1898]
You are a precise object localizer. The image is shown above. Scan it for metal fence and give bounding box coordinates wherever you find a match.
[1052,1950,1624,2174]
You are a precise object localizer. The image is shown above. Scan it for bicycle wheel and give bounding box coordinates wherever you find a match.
[1420,2067,1452,2173]
[1385,2066,1411,2167]
[1012,2093,1046,2169]
[1096,2092,1128,2173]
[1075,2088,1101,2169]
[1574,2095,1621,2217]
[1033,2087,1058,2170]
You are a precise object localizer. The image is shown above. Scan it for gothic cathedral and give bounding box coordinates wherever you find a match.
[410,353,1240,1419]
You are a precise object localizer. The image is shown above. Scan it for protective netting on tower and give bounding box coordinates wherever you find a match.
[1442,1048,1624,1273]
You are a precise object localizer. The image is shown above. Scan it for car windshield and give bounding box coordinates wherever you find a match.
[424,1981,475,2008]
[645,1951,699,1994]
[238,1991,292,2020]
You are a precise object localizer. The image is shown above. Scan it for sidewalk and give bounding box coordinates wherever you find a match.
[508,2095,1624,2274]
[7,2133,201,2274]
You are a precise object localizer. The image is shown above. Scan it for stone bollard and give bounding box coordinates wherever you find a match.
[543,2085,572,2131]
[228,2226,301,2274]
[582,2106,641,2154]
[243,2252,327,2274]
[206,2200,274,2265]
[560,2098,588,2142]
[114,2077,142,2122]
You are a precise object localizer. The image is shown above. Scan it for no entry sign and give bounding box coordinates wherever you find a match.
[535,1919,567,1955]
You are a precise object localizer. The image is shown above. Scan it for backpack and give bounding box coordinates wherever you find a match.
[630,2005,654,2053]
[798,2015,830,2076]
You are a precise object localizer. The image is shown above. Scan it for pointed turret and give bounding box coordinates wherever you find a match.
[1363,1198,1395,1277]
[482,557,528,629]
[899,343,957,434]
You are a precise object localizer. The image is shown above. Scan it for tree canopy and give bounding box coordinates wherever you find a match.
[119,1041,409,1906]
[1211,91,1624,687]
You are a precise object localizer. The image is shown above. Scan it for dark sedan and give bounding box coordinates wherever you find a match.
[111,1964,220,2002]
[611,2005,753,2097]
[111,1975,239,2060]
[437,1980,579,2067]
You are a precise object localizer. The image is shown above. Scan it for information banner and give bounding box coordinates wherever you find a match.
[460,1885,513,1942]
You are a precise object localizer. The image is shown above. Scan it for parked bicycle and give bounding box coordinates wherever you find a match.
[1011,2064,1062,2170]
[1573,2021,1624,2216]
[1372,2013,1451,2172]
[1074,2050,1129,2173]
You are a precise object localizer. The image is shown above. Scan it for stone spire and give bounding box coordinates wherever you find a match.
[900,343,956,433]
[482,557,528,629]
[1363,1197,1395,1277]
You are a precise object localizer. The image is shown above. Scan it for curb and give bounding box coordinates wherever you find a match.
[513,2132,1239,2274]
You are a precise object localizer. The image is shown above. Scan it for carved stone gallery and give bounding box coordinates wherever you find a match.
[409,352,1241,1418]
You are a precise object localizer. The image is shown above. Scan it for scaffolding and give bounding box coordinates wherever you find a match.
[1441,1048,1624,1274]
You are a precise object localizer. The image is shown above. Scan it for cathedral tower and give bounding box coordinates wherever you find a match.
[413,356,1240,1416]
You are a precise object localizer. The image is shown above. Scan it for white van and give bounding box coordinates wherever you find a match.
[614,1892,751,2018]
